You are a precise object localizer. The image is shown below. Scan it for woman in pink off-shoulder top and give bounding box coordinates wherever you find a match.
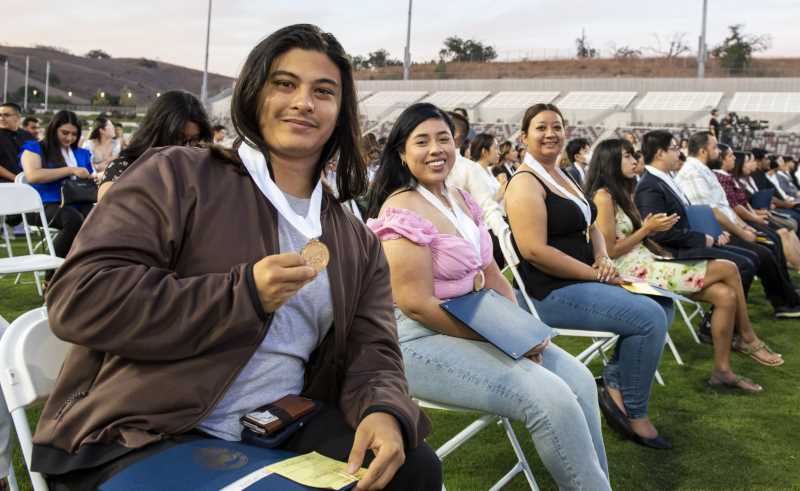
[365,103,610,490]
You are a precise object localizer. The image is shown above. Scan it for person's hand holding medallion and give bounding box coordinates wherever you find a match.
[252,252,317,313]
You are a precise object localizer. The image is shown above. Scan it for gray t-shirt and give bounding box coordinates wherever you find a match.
[198,193,334,441]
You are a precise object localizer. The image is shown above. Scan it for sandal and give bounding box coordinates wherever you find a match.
[734,340,784,367]
[708,372,763,394]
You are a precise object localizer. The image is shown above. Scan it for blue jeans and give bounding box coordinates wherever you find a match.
[530,282,674,419]
[396,310,611,491]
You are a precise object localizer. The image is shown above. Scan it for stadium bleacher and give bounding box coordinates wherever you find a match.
[357,88,800,153]
[477,91,559,123]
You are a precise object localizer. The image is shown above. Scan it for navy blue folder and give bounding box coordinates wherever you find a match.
[99,439,349,491]
[686,205,723,238]
[440,289,555,360]
[750,189,775,210]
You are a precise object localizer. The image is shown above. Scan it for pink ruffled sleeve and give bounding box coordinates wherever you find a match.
[366,207,437,246]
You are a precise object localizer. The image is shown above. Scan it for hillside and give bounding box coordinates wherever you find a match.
[356,56,800,80]
[0,45,234,105]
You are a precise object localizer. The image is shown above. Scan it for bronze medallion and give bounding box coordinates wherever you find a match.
[473,270,485,291]
[301,238,330,272]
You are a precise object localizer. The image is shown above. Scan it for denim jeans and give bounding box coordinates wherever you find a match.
[396,310,611,491]
[530,282,674,419]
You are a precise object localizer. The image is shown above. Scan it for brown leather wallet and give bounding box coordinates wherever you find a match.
[240,395,317,435]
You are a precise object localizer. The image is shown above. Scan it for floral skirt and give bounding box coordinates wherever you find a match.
[615,245,708,294]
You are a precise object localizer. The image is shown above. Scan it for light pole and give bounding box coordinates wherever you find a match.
[698,0,708,78]
[402,0,413,80]
[44,60,50,111]
[2,60,7,103]
[23,56,29,112]
[201,0,212,107]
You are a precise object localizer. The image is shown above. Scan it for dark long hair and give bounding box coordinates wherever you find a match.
[88,116,112,141]
[121,90,211,163]
[585,138,667,256]
[469,133,495,163]
[220,23,365,201]
[733,151,752,180]
[366,103,454,218]
[41,110,82,166]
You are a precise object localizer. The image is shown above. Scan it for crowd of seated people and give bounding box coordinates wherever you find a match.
[2,23,799,491]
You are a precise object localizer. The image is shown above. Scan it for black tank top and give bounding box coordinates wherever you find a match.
[510,170,597,300]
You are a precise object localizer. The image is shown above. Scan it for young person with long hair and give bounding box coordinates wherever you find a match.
[497,140,518,179]
[587,138,781,393]
[35,24,439,490]
[366,103,610,489]
[19,110,93,258]
[505,103,675,449]
[82,116,119,173]
[97,90,212,200]
[469,133,505,203]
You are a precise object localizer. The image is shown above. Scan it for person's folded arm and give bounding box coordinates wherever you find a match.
[45,148,268,361]
[735,203,765,224]
[21,149,76,183]
[711,207,753,241]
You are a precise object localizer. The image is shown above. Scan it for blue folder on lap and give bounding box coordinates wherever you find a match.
[750,189,775,210]
[440,289,555,360]
[686,205,723,238]
[99,439,342,491]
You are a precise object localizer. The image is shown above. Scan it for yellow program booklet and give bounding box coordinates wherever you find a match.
[266,452,368,489]
[620,281,664,297]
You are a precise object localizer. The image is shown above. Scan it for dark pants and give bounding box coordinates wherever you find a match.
[728,235,800,308]
[49,406,442,491]
[26,203,91,258]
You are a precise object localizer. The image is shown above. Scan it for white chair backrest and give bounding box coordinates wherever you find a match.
[14,172,27,184]
[0,307,71,412]
[497,222,541,319]
[0,183,58,257]
[0,183,44,216]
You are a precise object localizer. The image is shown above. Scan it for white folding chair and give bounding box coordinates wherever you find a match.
[0,184,64,296]
[1,217,12,258]
[0,315,20,491]
[496,224,668,386]
[676,299,705,345]
[416,399,538,491]
[0,307,71,491]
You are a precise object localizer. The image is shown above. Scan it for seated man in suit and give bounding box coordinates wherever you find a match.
[676,132,800,318]
[634,132,755,295]
[565,137,590,186]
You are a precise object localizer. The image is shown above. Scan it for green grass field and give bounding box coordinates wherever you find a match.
[1,237,799,490]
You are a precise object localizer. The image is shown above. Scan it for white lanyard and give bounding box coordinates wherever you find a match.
[237,143,323,240]
[767,173,789,200]
[415,184,482,257]
[524,152,592,229]
[741,177,757,194]
[61,147,78,168]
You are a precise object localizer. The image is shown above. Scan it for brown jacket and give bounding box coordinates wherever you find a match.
[32,146,430,474]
